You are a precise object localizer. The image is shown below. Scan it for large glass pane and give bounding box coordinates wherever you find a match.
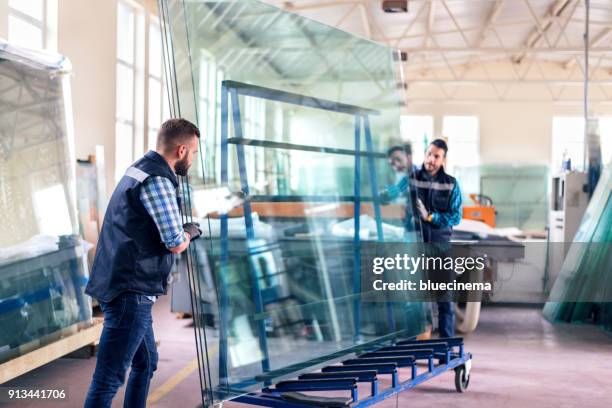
[543,164,612,328]
[159,1,427,405]
[443,115,480,172]
[0,42,92,365]
[453,164,549,230]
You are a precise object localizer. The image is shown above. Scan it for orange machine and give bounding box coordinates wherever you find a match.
[462,194,496,228]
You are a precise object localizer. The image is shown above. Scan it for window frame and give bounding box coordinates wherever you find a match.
[7,0,55,50]
[442,115,480,172]
[551,116,586,172]
[400,115,434,167]
[115,0,141,183]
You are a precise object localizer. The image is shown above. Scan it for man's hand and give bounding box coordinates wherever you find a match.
[416,199,429,221]
[379,190,391,205]
[183,222,202,241]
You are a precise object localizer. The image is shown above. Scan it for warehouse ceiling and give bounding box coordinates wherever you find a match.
[262,0,612,103]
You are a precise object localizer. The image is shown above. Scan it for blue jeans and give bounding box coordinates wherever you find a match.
[437,301,455,338]
[84,292,158,408]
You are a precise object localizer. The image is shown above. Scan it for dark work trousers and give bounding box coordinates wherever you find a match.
[84,292,158,408]
[437,300,455,338]
[426,243,455,339]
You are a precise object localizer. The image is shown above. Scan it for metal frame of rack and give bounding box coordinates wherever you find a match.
[218,80,386,384]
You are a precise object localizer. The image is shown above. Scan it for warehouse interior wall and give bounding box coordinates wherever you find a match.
[0,1,7,39]
[55,0,158,196]
[3,0,610,193]
[406,101,612,166]
[58,0,117,196]
[403,59,612,166]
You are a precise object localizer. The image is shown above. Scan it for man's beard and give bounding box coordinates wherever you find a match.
[425,163,438,173]
[175,158,190,176]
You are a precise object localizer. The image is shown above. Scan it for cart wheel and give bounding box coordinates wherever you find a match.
[454,366,470,392]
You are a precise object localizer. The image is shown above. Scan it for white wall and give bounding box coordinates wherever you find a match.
[406,101,612,166]
[58,0,117,195]
[0,0,7,39]
[403,59,612,166]
[56,0,159,195]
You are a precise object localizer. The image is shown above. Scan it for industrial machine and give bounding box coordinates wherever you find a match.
[462,194,496,228]
[547,171,589,291]
[550,172,589,242]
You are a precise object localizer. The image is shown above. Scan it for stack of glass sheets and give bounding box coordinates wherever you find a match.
[0,41,92,364]
[543,164,612,331]
[454,164,549,230]
[159,1,430,405]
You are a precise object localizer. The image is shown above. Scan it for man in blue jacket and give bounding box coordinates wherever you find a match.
[382,139,462,338]
[84,118,202,408]
[413,139,462,338]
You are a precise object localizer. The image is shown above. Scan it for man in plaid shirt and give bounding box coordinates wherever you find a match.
[85,118,202,408]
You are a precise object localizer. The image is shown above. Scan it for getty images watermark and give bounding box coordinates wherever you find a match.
[370,253,491,292]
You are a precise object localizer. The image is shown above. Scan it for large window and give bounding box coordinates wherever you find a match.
[442,115,480,172]
[244,96,266,191]
[400,115,433,167]
[551,117,585,172]
[147,18,169,152]
[115,1,137,183]
[552,117,612,171]
[8,0,57,50]
[198,54,225,182]
[597,118,612,166]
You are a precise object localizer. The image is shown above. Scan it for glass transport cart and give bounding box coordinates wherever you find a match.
[158,0,473,406]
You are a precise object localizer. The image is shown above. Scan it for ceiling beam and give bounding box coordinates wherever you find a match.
[425,0,436,48]
[401,46,612,54]
[281,1,359,12]
[474,0,505,47]
[404,97,612,104]
[420,0,437,74]
[403,79,612,85]
[392,0,429,48]
[358,3,371,38]
[563,27,612,70]
[461,1,505,76]
[513,0,575,64]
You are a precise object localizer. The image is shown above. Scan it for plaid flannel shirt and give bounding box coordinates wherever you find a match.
[140,176,186,249]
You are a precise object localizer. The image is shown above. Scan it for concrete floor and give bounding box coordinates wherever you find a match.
[4,296,612,408]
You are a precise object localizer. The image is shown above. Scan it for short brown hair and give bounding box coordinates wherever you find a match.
[387,143,412,157]
[156,118,200,152]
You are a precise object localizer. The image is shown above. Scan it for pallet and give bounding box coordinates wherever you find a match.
[0,318,103,384]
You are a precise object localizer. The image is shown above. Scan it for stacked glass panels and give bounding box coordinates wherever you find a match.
[0,42,92,364]
[159,1,428,405]
[543,164,612,330]
[454,164,549,230]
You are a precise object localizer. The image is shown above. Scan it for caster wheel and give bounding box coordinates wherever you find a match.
[454,365,470,392]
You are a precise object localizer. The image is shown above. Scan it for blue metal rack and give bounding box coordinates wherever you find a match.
[234,336,472,407]
[217,81,473,406]
[218,80,387,385]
